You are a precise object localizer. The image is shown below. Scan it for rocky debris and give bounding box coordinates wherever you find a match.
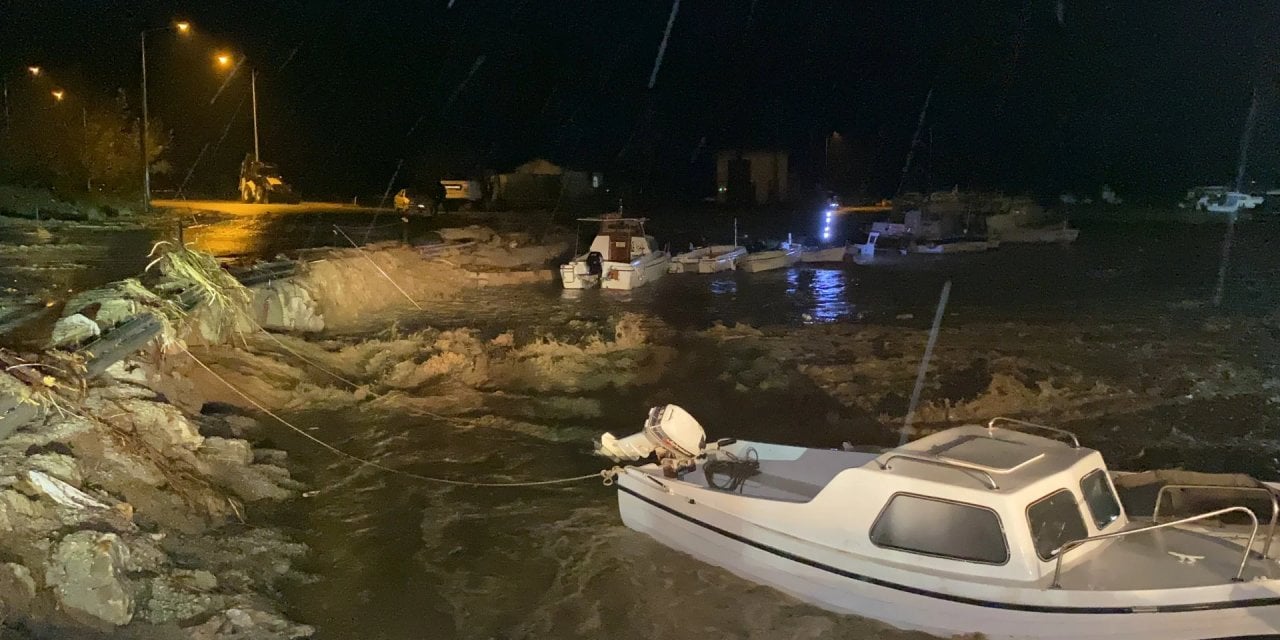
[436,225,498,244]
[49,313,101,348]
[0,561,36,619]
[187,606,315,640]
[250,280,325,333]
[45,530,134,628]
[139,571,223,625]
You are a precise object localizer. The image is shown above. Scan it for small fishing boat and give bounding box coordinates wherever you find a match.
[560,215,671,290]
[738,246,801,273]
[799,244,849,263]
[669,245,747,274]
[598,407,1280,640]
[909,238,1000,254]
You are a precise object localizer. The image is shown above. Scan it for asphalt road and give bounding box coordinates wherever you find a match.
[153,199,395,216]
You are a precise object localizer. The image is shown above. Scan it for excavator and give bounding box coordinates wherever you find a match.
[238,153,300,204]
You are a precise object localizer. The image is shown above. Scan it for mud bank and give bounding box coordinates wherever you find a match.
[248,228,568,334]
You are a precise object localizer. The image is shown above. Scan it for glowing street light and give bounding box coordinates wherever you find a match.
[50,89,64,102]
[27,66,41,77]
[215,53,232,68]
[175,21,191,34]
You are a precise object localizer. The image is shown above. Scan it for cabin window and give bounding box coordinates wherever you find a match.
[1080,470,1121,530]
[869,494,1008,565]
[1027,489,1089,560]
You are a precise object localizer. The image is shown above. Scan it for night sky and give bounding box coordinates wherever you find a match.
[2,0,1277,202]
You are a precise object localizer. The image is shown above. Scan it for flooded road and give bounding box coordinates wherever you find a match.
[248,222,1280,639]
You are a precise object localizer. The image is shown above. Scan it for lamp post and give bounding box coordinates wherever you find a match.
[215,54,259,161]
[140,20,191,213]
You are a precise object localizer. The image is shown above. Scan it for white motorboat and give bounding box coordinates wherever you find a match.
[560,215,671,290]
[669,245,747,274]
[799,244,849,263]
[598,407,1280,640]
[910,238,1000,254]
[738,246,801,273]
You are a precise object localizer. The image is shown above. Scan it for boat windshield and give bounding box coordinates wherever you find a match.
[1027,489,1088,560]
[1079,470,1121,530]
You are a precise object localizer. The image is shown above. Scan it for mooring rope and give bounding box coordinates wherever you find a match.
[178,343,619,488]
[331,224,423,310]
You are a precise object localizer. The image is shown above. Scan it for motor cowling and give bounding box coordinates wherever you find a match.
[585,251,603,276]
[596,404,706,462]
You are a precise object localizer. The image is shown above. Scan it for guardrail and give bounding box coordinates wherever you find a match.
[1154,484,1278,559]
[987,417,1080,448]
[878,452,1000,490]
[1051,506,1259,588]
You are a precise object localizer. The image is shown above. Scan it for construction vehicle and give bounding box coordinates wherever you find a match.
[238,154,300,204]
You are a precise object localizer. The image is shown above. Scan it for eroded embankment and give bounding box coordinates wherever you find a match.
[0,248,312,639]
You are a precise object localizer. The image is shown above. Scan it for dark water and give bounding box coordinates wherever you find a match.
[254,222,1280,639]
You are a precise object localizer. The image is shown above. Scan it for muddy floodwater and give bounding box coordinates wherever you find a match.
[239,222,1280,640]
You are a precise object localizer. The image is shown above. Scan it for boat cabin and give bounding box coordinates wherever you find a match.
[689,420,1137,584]
[852,422,1127,582]
[581,216,656,263]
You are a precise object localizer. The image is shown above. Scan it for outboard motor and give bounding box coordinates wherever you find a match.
[585,251,603,276]
[597,404,706,477]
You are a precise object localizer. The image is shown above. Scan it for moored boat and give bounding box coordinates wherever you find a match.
[597,407,1280,640]
[560,215,671,290]
[738,246,801,273]
[799,244,849,263]
[909,238,1000,254]
[669,245,747,274]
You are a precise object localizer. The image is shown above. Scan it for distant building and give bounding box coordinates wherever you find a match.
[489,158,603,209]
[715,150,788,206]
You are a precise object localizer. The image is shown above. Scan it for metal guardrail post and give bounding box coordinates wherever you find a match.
[1153,484,1278,560]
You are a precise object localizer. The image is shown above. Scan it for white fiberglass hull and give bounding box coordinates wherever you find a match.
[738,248,801,273]
[672,245,746,274]
[617,475,1280,640]
[560,260,600,289]
[799,246,848,263]
[601,253,671,290]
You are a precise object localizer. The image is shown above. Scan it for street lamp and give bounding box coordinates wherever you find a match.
[139,20,192,213]
[51,89,64,102]
[216,54,261,162]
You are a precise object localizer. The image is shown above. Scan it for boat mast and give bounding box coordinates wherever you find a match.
[895,88,933,198]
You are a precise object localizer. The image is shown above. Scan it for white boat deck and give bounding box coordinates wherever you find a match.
[1051,526,1277,590]
[665,446,876,503]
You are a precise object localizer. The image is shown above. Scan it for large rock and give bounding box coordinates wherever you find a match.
[249,281,324,332]
[0,562,36,619]
[45,531,134,628]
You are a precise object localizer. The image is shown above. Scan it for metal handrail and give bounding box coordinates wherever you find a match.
[987,417,1080,448]
[1051,506,1259,588]
[878,452,999,490]
[1153,484,1278,559]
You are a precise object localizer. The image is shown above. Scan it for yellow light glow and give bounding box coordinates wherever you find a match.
[51,89,64,102]
[27,66,41,77]
[215,54,232,68]
[175,21,191,34]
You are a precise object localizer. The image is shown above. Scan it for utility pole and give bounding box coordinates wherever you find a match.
[251,68,260,161]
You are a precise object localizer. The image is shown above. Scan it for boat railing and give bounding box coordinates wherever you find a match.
[1153,484,1278,559]
[1050,506,1258,588]
[986,417,1080,448]
[878,452,999,490]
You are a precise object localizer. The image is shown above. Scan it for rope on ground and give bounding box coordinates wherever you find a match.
[332,224,423,310]
[177,343,618,488]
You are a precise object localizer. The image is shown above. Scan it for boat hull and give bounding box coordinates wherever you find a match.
[559,262,600,289]
[799,246,848,263]
[671,246,745,274]
[910,240,999,254]
[739,248,801,273]
[601,253,671,290]
[618,480,1280,640]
